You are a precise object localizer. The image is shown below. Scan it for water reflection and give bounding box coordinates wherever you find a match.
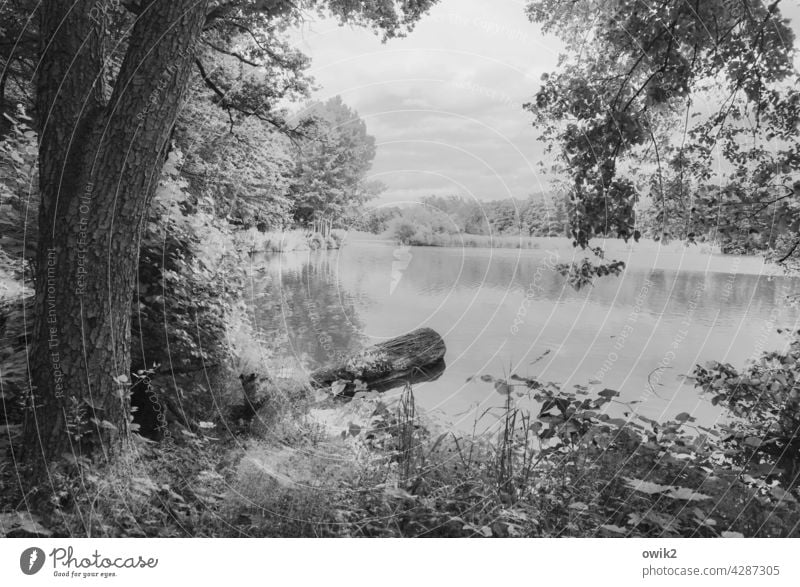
[249,251,365,370]
[250,243,800,430]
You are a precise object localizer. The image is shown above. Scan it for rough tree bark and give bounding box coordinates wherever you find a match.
[24,0,209,478]
[310,327,447,394]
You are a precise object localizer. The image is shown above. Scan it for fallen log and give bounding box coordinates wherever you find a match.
[311,327,447,394]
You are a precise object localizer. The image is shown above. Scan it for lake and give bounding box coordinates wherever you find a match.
[248,240,800,431]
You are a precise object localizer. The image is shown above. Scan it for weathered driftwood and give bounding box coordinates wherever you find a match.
[311,327,446,393]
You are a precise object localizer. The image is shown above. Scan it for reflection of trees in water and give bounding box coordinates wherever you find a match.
[387,247,800,324]
[250,252,365,369]
[605,270,798,324]
[245,248,800,372]
[394,248,568,296]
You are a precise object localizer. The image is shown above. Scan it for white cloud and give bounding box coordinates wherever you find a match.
[288,0,561,203]
[289,0,800,204]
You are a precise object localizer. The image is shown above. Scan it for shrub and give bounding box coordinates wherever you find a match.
[41,433,243,537]
[232,227,266,253]
[694,330,800,487]
[264,230,312,252]
[386,207,458,245]
[132,152,249,434]
[388,217,418,243]
[330,228,347,247]
[0,112,38,421]
[0,144,254,436]
[308,232,326,250]
[0,111,37,282]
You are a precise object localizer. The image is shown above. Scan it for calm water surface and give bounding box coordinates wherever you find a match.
[248,242,800,430]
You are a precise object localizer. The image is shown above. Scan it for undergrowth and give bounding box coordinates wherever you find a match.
[28,371,795,538]
[4,348,800,538]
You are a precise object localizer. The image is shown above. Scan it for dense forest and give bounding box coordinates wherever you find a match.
[1,0,800,539]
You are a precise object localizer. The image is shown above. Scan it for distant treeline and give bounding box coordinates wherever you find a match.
[351,191,758,251]
[351,194,570,243]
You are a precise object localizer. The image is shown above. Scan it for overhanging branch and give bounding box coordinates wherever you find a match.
[193,57,310,140]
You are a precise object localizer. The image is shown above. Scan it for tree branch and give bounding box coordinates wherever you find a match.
[203,40,260,67]
[194,57,310,140]
[227,21,296,67]
[777,238,800,264]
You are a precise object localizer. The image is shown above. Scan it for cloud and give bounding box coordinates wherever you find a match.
[289,0,800,205]
[288,0,561,203]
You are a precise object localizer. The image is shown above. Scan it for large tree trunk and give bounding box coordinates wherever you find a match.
[23,0,209,478]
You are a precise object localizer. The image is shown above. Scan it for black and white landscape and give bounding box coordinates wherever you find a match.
[2,0,800,540]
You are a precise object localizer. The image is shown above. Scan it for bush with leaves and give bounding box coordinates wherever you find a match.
[0,141,253,435]
[463,370,800,537]
[0,110,37,280]
[0,111,37,420]
[40,433,243,538]
[346,206,401,234]
[132,150,251,433]
[387,205,460,245]
[694,330,800,488]
[301,370,800,537]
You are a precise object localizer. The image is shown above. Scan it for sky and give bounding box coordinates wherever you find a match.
[289,0,559,206]
[289,0,800,207]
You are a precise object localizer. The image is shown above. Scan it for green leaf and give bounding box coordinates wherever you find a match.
[664,487,711,501]
[606,417,629,428]
[770,486,797,503]
[624,477,672,495]
[598,388,619,398]
[494,381,512,395]
[600,524,627,534]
